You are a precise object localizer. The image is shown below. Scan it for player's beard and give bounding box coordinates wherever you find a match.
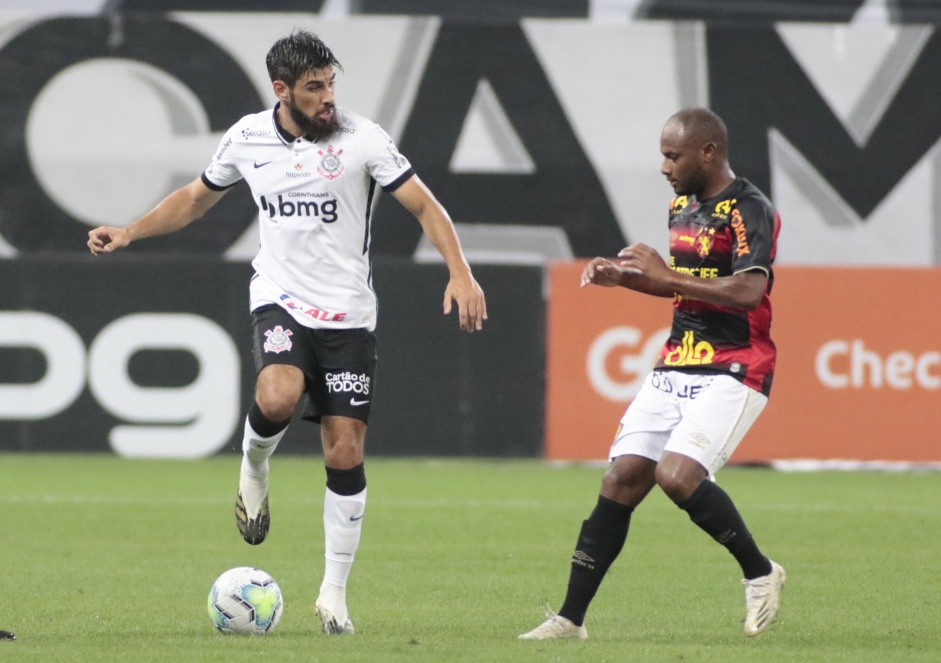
[285,98,339,142]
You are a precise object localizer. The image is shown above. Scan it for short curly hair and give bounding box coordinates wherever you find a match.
[265,29,342,88]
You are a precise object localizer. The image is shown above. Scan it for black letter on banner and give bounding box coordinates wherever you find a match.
[707,24,941,220]
[371,23,625,257]
[0,17,263,253]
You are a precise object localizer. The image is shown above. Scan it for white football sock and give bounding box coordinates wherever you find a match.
[239,417,288,516]
[241,416,288,473]
[319,487,366,616]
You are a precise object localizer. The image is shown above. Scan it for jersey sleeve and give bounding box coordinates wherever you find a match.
[201,129,242,191]
[360,123,414,192]
[730,196,778,275]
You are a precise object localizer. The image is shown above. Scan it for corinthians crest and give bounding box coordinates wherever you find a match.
[263,325,293,354]
[317,146,344,180]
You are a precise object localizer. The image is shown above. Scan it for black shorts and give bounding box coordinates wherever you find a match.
[251,304,377,424]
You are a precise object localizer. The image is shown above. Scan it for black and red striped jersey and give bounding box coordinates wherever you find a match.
[654,178,781,396]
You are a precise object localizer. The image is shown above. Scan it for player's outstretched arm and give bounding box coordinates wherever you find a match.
[618,243,767,307]
[87,177,227,255]
[391,175,487,332]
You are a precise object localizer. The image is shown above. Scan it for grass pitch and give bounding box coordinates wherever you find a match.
[1,454,938,662]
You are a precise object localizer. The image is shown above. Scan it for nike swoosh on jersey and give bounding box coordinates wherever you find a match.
[253,160,273,168]
[350,398,369,406]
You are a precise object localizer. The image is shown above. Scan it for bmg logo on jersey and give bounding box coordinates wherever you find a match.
[259,194,338,223]
[325,371,371,395]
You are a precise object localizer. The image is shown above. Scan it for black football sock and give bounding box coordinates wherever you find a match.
[248,401,290,437]
[678,480,772,580]
[558,496,634,626]
[325,463,367,496]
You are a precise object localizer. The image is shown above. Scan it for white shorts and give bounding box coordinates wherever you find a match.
[609,371,768,475]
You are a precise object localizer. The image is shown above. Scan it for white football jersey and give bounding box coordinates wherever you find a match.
[202,105,414,331]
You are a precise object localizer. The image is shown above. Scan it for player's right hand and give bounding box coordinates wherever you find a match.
[87,226,130,255]
[580,257,625,288]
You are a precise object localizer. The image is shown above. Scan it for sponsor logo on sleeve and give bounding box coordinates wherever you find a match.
[241,128,271,139]
[731,209,750,257]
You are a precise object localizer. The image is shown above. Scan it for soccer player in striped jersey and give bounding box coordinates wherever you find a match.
[520,107,784,641]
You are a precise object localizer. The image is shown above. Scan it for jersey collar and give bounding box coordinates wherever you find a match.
[272,102,300,145]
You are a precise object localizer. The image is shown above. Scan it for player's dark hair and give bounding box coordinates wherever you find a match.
[266,30,342,87]
[671,107,728,156]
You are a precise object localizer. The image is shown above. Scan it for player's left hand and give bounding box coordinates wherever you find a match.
[444,274,487,332]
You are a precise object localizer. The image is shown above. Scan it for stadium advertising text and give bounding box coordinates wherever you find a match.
[546,262,941,462]
[1,10,939,461]
[0,310,240,458]
[816,339,940,390]
[585,326,670,402]
[0,260,546,458]
[2,13,940,264]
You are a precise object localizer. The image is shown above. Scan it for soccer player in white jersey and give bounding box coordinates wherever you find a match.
[87,30,486,635]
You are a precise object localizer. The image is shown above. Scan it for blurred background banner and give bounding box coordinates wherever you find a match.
[4,6,941,266]
[546,262,941,462]
[1,2,939,459]
[0,259,545,457]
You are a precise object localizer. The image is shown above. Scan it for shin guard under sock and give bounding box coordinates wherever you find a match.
[678,480,772,580]
[242,402,289,473]
[321,464,368,604]
[558,496,634,626]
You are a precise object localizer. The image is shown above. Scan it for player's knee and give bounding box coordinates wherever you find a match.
[321,434,364,469]
[255,398,295,423]
[254,385,300,422]
[321,417,366,466]
[325,442,363,468]
[601,464,629,493]
[599,455,657,505]
[254,368,304,420]
[654,464,700,503]
[601,460,640,496]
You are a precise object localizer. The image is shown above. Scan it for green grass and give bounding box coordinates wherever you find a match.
[1,455,938,662]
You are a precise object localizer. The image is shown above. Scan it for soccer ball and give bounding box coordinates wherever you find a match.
[208,566,283,635]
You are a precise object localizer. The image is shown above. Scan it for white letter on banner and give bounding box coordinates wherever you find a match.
[816,339,849,389]
[0,311,86,419]
[587,326,670,402]
[88,313,240,458]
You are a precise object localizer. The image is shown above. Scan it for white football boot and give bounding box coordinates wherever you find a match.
[519,608,587,640]
[743,560,786,636]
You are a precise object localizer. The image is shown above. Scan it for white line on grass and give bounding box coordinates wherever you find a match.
[0,494,937,516]
[0,494,570,510]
